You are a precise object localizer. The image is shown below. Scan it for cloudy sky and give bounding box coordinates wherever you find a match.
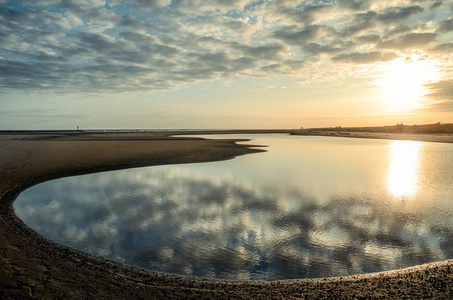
[1,0,452,130]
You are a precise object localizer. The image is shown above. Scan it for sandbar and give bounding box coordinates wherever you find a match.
[1,131,453,299]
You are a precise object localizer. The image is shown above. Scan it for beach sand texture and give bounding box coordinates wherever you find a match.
[2,131,453,299]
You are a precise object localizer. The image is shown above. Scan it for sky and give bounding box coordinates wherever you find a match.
[1,0,453,130]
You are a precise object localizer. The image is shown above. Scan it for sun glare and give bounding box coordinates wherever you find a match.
[376,56,440,112]
[386,140,422,200]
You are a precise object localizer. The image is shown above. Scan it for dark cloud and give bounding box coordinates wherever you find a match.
[338,0,371,11]
[419,101,453,113]
[338,6,423,39]
[437,19,453,33]
[235,43,286,60]
[304,42,342,55]
[332,52,398,64]
[272,25,324,46]
[377,32,437,50]
[111,0,171,11]
[433,42,453,52]
[78,32,116,54]
[278,4,335,25]
[0,60,63,90]
[425,80,453,101]
[174,0,247,8]
[119,15,150,32]
[338,11,378,37]
[429,2,444,10]
[377,5,424,22]
[419,80,453,113]
[356,33,381,43]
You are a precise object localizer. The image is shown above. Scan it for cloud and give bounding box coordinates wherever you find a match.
[420,80,453,113]
[425,79,453,101]
[421,101,453,113]
[437,18,453,34]
[277,4,337,25]
[110,0,171,11]
[338,11,378,37]
[377,32,437,50]
[235,43,287,60]
[429,2,444,10]
[356,33,381,43]
[377,5,424,22]
[0,1,450,94]
[272,25,321,45]
[338,0,371,11]
[433,42,453,52]
[0,60,63,90]
[303,42,343,55]
[332,51,399,64]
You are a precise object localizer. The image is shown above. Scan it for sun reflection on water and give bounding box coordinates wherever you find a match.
[386,140,422,199]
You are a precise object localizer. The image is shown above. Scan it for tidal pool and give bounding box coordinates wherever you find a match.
[14,134,453,280]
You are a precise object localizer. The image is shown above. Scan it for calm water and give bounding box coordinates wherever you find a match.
[14,135,453,280]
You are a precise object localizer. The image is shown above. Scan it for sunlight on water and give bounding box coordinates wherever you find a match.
[386,141,422,199]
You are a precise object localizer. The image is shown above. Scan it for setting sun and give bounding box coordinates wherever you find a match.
[376,56,440,112]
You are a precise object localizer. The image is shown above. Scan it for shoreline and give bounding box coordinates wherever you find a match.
[291,130,453,144]
[2,131,453,298]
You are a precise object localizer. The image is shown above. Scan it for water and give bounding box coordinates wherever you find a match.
[14,134,453,280]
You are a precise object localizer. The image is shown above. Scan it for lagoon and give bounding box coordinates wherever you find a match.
[13,134,453,280]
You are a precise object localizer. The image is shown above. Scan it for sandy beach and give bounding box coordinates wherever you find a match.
[2,131,453,299]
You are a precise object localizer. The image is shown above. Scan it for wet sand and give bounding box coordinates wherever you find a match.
[2,131,453,299]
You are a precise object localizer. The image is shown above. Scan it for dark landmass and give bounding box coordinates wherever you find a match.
[298,122,453,134]
[291,123,453,144]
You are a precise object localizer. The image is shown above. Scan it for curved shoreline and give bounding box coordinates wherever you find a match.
[2,132,453,299]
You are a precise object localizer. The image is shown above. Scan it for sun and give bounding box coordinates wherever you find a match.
[376,55,440,112]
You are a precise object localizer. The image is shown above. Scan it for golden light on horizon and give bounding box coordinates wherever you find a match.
[376,55,440,112]
[386,140,422,200]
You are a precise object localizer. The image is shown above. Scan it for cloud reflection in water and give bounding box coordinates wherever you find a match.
[14,135,453,280]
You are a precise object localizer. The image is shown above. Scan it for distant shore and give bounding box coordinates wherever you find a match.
[2,131,453,299]
[291,122,453,144]
[291,130,453,143]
